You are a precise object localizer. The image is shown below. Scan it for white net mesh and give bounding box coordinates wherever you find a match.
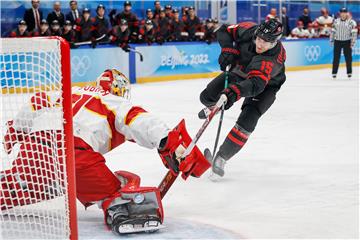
[0,38,72,239]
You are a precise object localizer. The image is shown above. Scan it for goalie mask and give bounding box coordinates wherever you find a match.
[96,69,131,100]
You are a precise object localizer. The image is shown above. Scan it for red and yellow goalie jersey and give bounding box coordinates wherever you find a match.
[4,86,170,155]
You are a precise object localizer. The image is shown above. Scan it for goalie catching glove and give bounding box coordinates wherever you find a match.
[158,120,211,179]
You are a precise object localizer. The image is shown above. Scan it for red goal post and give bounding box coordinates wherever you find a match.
[0,37,77,239]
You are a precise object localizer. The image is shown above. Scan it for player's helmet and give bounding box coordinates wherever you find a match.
[96,69,131,100]
[254,19,283,43]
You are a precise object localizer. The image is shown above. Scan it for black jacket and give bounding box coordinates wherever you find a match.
[298,15,312,29]
[281,15,290,36]
[66,10,80,25]
[24,8,43,31]
[47,11,65,26]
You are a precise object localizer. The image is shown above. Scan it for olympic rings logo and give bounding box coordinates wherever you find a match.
[71,56,91,77]
[304,45,321,62]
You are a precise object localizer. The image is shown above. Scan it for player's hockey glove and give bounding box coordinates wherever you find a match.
[121,44,131,52]
[218,48,239,71]
[158,130,186,175]
[221,84,241,110]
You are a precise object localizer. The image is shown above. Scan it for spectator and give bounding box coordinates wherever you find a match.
[9,20,30,37]
[165,5,173,19]
[183,6,203,41]
[281,7,290,37]
[92,4,110,41]
[169,8,186,42]
[115,1,139,36]
[61,20,76,42]
[266,8,278,21]
[47,1,65,27]
[33,19,51,36]
[291,20,310,38]
[156,8,170,44]
[153,1,162,19]
[66,1,80,25]
[138,19,157,45]
[307,22,320,38]
[109,19,131,52]
[23,0,43,32]
[298,7,312,29]
[316,8,333,38]
[50,20,62,36]
[75,8,94,42]
[204,18,216,44]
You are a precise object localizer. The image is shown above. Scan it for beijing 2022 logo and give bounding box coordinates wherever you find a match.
[304,45,321,62]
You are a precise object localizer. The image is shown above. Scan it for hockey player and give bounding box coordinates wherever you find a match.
[92,4,110,42]
[138,19,157,45]
[9,20,30,38]
[109,19,131,52]
[169,9,187,42]
[183,6,204,41]
[33,19,51,37]
[156,8,170,44]
[74,8,94,42]
[61,20,77,43]
[198,19,286,177]
[114,1,139,36]
[50,20,62,36]
[204,18,216,44]
[1,69,209,234]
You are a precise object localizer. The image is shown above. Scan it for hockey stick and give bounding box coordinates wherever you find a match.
[159,94,228,199]
[73,34,107,46]
[212,64,231,158]
[128,48,144,62]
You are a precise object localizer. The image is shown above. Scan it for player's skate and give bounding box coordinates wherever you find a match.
[205,149,226,181]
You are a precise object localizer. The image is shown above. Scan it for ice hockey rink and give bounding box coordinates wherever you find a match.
[72,66,358,239]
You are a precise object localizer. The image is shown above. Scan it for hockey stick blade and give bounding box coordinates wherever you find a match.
[204,148,213,163]
[128,48,144,62]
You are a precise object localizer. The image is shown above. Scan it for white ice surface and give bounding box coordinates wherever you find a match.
[77,67,359,239]
[1,67,359,239]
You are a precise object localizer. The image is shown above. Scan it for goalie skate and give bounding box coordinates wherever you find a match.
[112,216,164,234]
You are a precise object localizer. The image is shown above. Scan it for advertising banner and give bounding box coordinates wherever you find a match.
[135,43,221,83]
[283,39,360,67]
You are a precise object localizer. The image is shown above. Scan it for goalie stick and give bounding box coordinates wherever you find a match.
[158,94,228,199]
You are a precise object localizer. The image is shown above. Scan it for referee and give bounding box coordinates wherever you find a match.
[330,7,357,80]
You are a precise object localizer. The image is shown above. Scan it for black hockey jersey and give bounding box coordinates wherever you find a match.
[218,22,286,97]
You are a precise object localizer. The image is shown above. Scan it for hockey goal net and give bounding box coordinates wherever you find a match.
[0,37,77,239]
